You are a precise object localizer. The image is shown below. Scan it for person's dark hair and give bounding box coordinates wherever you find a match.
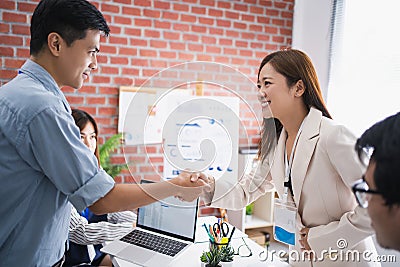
[257,49,332,161]
[30,0,110,56]
[72,108,100,166]
[356,112,400,206]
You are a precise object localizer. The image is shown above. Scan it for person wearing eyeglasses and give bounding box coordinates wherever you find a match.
[195,49,379,266]
[353,112,400,251]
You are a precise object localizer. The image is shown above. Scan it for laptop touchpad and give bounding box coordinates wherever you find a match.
[119,246,154,264]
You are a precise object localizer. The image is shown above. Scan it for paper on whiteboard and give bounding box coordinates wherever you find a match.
[163,96,239,182]
[118,89,192,145]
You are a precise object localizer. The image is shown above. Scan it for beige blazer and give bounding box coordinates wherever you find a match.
[211,108,379,267]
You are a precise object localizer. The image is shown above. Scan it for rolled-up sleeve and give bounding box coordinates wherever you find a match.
[68,168,115,211]
[17,106,115,211]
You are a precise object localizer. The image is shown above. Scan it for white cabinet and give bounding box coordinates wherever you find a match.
[227,191,274,232]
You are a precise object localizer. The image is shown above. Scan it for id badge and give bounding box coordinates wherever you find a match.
[273,197,297,246]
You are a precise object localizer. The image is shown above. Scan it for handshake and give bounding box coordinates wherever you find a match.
[170,170,216,203]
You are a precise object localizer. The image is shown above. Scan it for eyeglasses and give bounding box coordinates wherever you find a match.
[234,237,253,257]
[352,178,382,208]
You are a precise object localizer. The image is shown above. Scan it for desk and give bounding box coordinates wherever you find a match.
[112,216,289,267]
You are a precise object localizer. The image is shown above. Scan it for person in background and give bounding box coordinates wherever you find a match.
[0,1,206,266]
[196,49,379,266]
[353,112,400,251]
[65,109,137,267]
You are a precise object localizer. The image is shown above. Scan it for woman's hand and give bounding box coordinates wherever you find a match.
[299,227,311,251]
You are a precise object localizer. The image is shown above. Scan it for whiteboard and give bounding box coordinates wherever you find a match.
[162,96,239,182]
[118,87,192,145]
[118,87,240,182]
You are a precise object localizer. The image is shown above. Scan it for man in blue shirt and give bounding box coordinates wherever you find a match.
[0,1,207,266]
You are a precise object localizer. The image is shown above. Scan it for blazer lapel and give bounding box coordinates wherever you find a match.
[291,108,322,206]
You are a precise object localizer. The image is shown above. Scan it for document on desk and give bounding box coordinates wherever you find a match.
[195,216,247,243]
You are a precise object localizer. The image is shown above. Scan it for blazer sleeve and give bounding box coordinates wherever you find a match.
[209,158,275,210]
[307,125,374,253]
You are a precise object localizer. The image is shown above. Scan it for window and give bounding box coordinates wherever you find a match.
[327,0,400,136]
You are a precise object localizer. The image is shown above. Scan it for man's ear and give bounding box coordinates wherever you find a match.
[47,32,62,56]
[294,80,305,97]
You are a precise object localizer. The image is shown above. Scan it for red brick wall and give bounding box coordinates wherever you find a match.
[0,0,293,215]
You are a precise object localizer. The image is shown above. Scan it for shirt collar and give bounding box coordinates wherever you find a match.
[18,59,71,113]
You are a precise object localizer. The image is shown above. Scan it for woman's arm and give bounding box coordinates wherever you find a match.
[107,211,137,224]
[200,158,275,210]
[69,206,133,245]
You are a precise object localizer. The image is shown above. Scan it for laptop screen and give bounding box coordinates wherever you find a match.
[137,180,199,242]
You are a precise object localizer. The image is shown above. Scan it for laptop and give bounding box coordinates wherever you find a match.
[101,180,199,267]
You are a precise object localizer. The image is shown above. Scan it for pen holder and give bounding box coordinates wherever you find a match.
[209,237,229,251]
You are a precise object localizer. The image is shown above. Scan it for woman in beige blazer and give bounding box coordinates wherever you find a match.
[201,49,379,266]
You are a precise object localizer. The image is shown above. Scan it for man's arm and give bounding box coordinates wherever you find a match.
[23,109,207,214]
[90,171,208,214]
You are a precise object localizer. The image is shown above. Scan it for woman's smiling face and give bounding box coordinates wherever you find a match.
[257,62,296,120]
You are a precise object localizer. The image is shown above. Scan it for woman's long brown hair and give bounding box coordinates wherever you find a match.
[257,49,332,161]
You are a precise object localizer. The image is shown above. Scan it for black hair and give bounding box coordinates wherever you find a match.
[72,108,100,166]
[356,112,400,206]
[30,0,110,56]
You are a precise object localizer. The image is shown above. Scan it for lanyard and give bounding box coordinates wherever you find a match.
[283,120,305,195]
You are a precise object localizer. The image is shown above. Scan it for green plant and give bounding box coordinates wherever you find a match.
[220,245,234,262]
[99,133,128,178]
[245,202,254,215]
[200,245,222,267]
[200,252,207,263]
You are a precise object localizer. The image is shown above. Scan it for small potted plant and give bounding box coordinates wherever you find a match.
[200,245,222,267]
[245,202,254,222]
[220,245,234,266]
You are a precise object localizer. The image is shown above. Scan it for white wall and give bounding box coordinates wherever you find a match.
[292,0,334,100]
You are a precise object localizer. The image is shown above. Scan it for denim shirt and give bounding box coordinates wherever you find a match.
[0,60,115,267]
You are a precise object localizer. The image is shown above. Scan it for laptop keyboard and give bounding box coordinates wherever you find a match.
[120,229,188,257]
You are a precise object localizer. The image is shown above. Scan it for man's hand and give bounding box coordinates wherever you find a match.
[171,171,210,202]
[190,172,215,204]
